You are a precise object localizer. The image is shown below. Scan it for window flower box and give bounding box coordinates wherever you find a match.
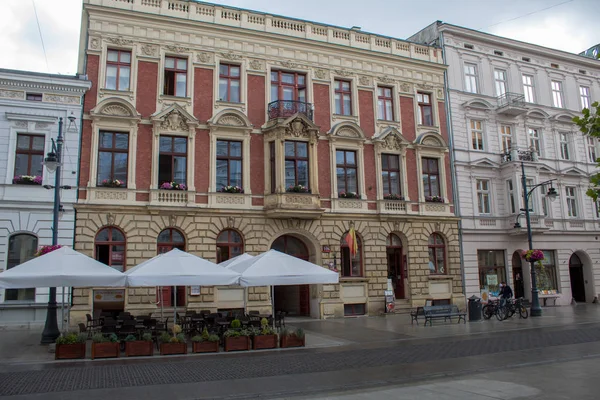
[12,175,42,185]
[339,191,360,199]
[220,185,244,193]
[55,343,86,360]
[99,179,124,188]
[383,194,404,201]
[286,184,310,193]
[160,182,187,191]
[425,195,444,203]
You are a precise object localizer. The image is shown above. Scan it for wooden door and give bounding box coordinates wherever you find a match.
[299,285,309,316]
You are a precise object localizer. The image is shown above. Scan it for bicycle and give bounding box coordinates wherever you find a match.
[482,299,505,321]
[503,297,529,320]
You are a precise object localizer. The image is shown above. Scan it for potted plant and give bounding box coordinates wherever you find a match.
[425,195,444,203]
[35,244,62,257]
[286,184,309,193]
[91,333,119,359]
[159,325,187,355]
[191,328,220,353]
[12,175,42,185]
[100,178,123,188]
[124,332,154,357]
[280,328,305,348]
[223,319,251,352]
[251,318,278,350]
[383,193,404,201]
[160,182,187,191]
[55,332,87,360]
[220,185,244,193]
[339,191,360,199]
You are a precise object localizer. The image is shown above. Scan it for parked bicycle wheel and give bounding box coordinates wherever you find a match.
[519,305,529,319]
[482,305,494,320]
[495,306,506,321]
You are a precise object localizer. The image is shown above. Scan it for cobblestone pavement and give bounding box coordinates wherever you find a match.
[1,322,600,397]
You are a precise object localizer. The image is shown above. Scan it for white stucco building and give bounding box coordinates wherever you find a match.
[410,23,600,306]
[0,69,90,326]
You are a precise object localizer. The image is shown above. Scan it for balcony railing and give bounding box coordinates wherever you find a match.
[268,100,313,121]
[496,92,527,116]
[501,148,536,163]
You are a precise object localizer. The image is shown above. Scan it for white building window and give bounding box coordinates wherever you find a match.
[580,86,591,110]
[595,200,600,219]
[507,179,516,214]
[500,125,512,153]
[526,178,536,213]
[566,186,578,217]
[528,128,541,155]
[494,69,507,97]
[541,191,549,217]
[464,63,479,93]
[587,137,597,163]
[470,120,484,151]
[477,179,491,214]
[522,75,535,103]
[551,80,564,108]
[559,133,570,160]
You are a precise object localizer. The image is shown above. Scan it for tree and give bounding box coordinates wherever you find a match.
[573,101,600,201]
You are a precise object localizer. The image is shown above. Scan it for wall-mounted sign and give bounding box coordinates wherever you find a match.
[322,245,331,253]
[190,286,201,296]
[93,289,125,303]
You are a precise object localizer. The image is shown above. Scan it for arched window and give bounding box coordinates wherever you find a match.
[340,232,362,277]
[271,235,309,260]
[95,227,126,272]
[5,233,37,301]
[157,228,185,253]
[428,233,446,274]
[216,229,243,263]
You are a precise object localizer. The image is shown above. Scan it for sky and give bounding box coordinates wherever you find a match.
[0,0,598,76]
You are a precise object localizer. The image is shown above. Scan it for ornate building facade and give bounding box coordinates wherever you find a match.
[72,0,464,322]
[410,23,600,305]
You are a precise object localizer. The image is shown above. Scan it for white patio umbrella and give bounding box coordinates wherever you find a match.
[125,248,240,323]
[227,250,339,324]
[219,253,255,312]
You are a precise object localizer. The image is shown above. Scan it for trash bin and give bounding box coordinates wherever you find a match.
[468,295,482,321]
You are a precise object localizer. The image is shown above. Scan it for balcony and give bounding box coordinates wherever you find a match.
[501,148,537,163]
[496,93,527,116]
[268,100,313,121]
[150,189,194,206]
[377,199,410,215]
[264,192,324,219]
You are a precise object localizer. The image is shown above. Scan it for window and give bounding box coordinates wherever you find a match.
[163,57,187,97]
[216,140,242,190]
[417,92,433,126]
[476,179,491,214]
[580,86,591,110]
[494,69,507,97]
[507,180,516,214]
[422,157,440,198]
[341,233,362,277]
[526,179,536,214]
[269,141,276,194]
[336,150,358,196]
[587,137,597,163]
[464,63,478,93]
[428,233,446,274]
[344,304,365,316]
[106,49,131,91]
[158,136,187,186]
[377,86,393,121]
[157,229,185,307]
[595,199,600,219]
[500,125,512,152]
[528,128,541,154]
[559,133,570,160]
[536,251,559,294]
[522,75,535,103]
[334,79,352,115]
[566,186,578,217]
[381,154,401,197]
[219,64,240,102]
[14,134,44,179]
[271,70,306,102]
[26,93,42,101]
[478,250,505,297]
[284,141,309,190]
[97,131,128,187]
[4,234,37,301]
[95,227,126,272]
[551,80,564,108]
[541,191,549,217]
[216,230,243,263]
[470,120,484,150]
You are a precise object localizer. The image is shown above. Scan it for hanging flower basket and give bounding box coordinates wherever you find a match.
[425,196,444,203]
[522,249,545,262]
[339,191,360,199]
[286,184,310,193]
[383,193,404,201]
[220,185,244,193]
[100,179,123,188]
[13,175,42,185]
[160,182,187,191]
[35,245,62,257]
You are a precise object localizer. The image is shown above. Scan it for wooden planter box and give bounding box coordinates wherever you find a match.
[125,341,154,357]
[91,342,120,359]
[280,335,305,348]
[224,336,250,352]
[55,343,86,360]
[192,341,219,353]
[160,342,187,355]
[252,334,278,350]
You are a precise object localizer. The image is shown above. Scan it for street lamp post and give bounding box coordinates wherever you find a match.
[520,160,558,318]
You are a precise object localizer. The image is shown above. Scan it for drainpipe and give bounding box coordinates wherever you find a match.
[439,30,467,298]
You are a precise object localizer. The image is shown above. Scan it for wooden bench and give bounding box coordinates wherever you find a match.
[410,307,425,325]
[423,305,466,326]
[540,295,560,307]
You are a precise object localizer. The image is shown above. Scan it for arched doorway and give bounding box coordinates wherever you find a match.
[512,251,525,299]
[386,233,405,299]
[271,235,310,316]
[157,228,186,307]
[569,253,586,303]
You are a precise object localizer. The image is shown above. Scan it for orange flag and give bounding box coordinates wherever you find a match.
[345,228,358,258]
